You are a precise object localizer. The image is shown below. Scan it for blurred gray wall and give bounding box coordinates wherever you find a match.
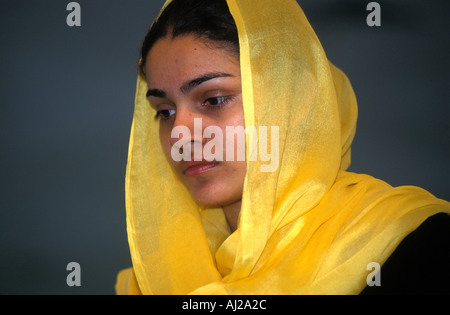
[1,0,448,294]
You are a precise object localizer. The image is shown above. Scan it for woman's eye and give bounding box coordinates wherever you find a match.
[203,96,231,107]
[155,109,176,120]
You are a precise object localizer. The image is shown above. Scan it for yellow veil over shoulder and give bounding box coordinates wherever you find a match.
[116,0,450,294]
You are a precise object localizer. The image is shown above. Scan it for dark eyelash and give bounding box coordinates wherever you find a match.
[202,96,233,109]
[154,97,233,121]
[154,109,175,121]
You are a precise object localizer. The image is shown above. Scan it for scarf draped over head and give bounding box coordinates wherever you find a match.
[116,0,450,294]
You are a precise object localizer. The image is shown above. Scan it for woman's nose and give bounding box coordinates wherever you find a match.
[169,108,206,159]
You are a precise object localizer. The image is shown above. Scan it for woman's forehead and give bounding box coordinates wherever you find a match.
[145,35,241,91]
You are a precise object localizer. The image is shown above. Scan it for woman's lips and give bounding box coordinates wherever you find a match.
[183,162,218,177]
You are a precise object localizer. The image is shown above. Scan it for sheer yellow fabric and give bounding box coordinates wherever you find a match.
[116,0,450,295]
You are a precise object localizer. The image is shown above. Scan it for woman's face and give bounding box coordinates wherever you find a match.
[145,35,246,208]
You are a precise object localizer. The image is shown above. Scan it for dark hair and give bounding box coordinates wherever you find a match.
[139,0,239,77]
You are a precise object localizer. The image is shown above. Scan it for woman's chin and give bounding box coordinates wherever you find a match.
[190,190,238,209]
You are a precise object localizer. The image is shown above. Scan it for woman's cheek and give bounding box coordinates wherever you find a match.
[159,128,174,163]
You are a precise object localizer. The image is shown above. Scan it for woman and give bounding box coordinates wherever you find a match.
[116,0,450,294]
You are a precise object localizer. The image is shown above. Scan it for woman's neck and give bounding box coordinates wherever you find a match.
[223,200,242,233]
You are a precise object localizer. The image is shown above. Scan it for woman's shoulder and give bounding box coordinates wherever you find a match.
[360,212,450,294]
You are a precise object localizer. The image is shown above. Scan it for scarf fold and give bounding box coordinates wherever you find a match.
[116,0,449,295]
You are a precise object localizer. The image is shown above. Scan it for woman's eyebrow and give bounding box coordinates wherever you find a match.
[180,72,233,94]
[146,72,233,99]
[146,88,166,98]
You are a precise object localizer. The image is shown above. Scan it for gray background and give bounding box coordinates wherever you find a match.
[1,0,448,294]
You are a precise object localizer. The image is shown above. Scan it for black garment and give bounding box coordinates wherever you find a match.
[360,213,450,294]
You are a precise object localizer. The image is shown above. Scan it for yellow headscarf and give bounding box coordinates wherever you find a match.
[116,0,450,294]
